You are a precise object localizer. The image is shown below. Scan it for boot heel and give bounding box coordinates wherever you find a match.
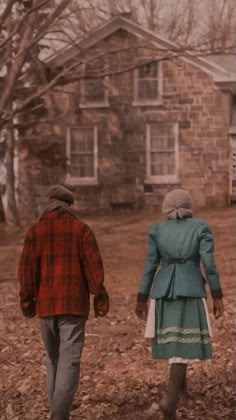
[159,397,177,420]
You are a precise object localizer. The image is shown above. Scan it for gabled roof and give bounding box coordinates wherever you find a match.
[207,55,236,76]
[47,15,235,83]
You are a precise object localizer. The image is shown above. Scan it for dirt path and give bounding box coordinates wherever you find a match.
[0,208,235,419]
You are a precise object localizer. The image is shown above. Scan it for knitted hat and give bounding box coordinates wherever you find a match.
[47,185,74,205]
[162,189,193,219]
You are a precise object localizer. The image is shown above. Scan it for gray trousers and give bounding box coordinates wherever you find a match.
[40,315,86,420]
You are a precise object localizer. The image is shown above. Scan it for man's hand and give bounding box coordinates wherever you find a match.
[135,301,148,320]
[94,288,109,318]
[213,298,224,319]
[21,301,36,318]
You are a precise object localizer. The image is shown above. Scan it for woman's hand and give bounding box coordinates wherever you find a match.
[213,298,224,319]
[135,301,148,320]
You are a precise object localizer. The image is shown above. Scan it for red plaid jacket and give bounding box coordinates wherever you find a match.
[18,210,107,318]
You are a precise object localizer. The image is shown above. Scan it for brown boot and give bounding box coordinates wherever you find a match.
[180,371,190,401]
[159,363,187,420]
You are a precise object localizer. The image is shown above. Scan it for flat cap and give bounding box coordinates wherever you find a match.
[47,185,74,205]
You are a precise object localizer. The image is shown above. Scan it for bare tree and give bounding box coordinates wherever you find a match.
[0,129,6,223]
[0,0,235,224]
[200,0,236,51]
[70,0,236,51]
[0,0,73,224]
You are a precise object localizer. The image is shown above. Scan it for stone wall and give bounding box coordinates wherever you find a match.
[18,28,232,219]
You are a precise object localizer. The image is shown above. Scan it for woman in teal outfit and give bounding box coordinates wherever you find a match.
[135,189,224,420]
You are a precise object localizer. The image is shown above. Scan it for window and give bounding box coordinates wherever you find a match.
[80,58,109,108]
[230,133,236,185]
[231,96,236,127]
[146,123,179,183]
[133,60,163,105]
[66,126,98,184]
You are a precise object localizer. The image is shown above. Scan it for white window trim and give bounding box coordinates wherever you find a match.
[229,126,236,135]
[229,132,236,197]
[145,122,179,184]
[65,126,98,185]
[79,62,109,109]
[132,59,163,107]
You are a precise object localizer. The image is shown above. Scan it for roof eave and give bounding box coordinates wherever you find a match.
[46,16,234,80]
[215,80,236,94]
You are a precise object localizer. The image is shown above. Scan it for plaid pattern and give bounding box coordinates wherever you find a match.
[18,211,105,317]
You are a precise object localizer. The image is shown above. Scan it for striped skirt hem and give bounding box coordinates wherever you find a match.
[145,297,212,361]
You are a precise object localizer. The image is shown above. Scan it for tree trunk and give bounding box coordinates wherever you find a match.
[5,123,20,226]
[0,192,6,223]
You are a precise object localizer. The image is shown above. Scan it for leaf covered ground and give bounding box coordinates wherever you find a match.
[0,207,235,420]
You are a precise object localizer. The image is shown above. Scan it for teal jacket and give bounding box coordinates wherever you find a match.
[138,218,223,301]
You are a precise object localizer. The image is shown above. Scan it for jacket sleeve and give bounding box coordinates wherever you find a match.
[198,221,223,298]
[137,224,161,302]
[17,231,37,317]
[82,225,106,296]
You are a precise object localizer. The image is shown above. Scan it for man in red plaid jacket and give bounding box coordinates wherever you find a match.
[18,185,109,420]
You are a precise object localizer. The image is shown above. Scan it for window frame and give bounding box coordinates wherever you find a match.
[145,122,179,184]
[133,59,163,106]
[79,61,109,109]
[65,126,98,185]
[231,95,236,127]
[229,129,236,197]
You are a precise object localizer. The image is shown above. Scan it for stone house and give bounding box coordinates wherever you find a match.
[17,15,236,217]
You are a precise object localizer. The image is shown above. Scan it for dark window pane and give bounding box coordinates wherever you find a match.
[71,139,94,153]
[69,129,95,178]
[139,62,158,78]
[86,58,105,74]
[232,96,236,126]
[84,58,106,102]
[138,80,158,100]
[150,151,175,176]
[151,164,159,175]
[71,128,94,152]
[84,79,105,102]
[70,162,94,177]
[150,125,174,150]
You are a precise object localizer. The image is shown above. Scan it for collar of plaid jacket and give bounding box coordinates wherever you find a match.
[39,199,79,220]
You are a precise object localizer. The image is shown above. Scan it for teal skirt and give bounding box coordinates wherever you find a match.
[152,298,212,360]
